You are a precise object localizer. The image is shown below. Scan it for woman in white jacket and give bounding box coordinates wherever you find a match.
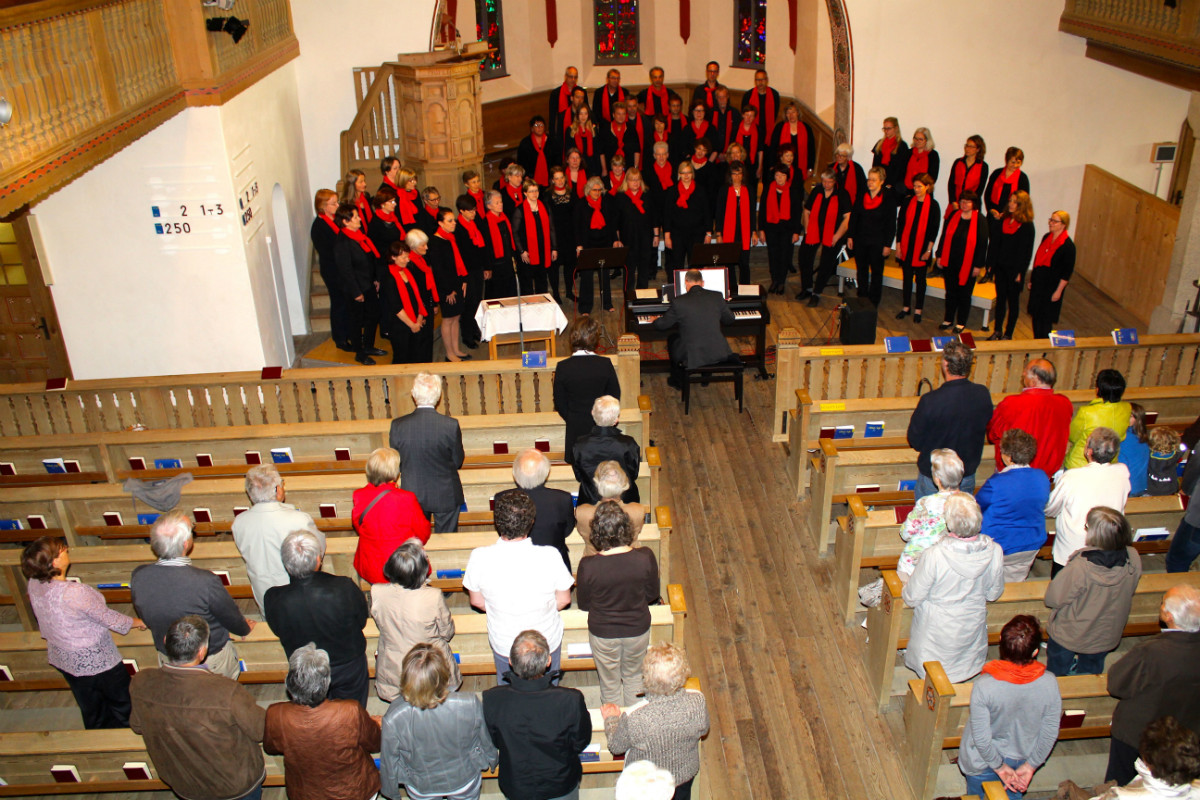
[902,492,1005,682]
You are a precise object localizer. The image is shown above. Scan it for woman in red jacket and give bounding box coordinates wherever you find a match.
[352,448,431,585]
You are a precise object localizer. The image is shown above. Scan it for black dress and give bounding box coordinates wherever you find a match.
[311,216,349,347]
[545,188,577,299]
[553,353,621,465]
[662,183,711,273]
[1028,234,1075,340]
[572,194,620,313]
[618,191,655,291]
[986,218,1036,338]
[427,233,464,319]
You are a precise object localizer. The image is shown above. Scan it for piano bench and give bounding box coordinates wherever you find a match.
[682,363,745,415]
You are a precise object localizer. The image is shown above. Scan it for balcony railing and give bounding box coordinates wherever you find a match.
[1061,0,1200,84]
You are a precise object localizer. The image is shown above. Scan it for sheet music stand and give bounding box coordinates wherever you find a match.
[688,242,741,268]
[574,247,629,335]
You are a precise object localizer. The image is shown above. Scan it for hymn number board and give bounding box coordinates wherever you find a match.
[146,165,236,254]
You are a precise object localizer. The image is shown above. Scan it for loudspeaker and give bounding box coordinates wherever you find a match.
[839,297,878,345]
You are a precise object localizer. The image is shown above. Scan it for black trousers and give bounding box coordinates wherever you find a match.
[575,265,612,313]
[386,324,417,364]
[855,244,886,305]
[735,247,751,286]
[322,274,353,348]
[628,242,655,290]
[667,334,741,389]
[803,240,842,295]
[765,228,792,285]
[60,662,132,729]
[992,268,1023,337]
[487,257,518,299]
[1106,737,1140,786]
[944,275,976,326]
[347,291,379,352]
[329,655,369,708]
[460,271,485,344]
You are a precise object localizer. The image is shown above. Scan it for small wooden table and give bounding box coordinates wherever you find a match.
[488,330,557,360]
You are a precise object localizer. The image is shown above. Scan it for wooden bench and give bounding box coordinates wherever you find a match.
[837,260,997,325]
[832,493,1185,624]
[903,661,1114,799]
[682,364,744,415]
[862,570,1200,711]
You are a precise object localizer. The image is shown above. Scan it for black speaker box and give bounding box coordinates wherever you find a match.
[839,297,878,345]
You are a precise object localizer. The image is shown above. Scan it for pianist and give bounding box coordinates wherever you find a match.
[652,268,741,390]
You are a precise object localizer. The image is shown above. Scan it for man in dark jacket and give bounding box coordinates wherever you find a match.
[389,372,466,532]
[514,448,576,570]
[572,395,640,506]
[483,630,592,800]
[264,530,370,707]
[906,341,994,500]
[1106,584,1200,785]
[652,268,738,390]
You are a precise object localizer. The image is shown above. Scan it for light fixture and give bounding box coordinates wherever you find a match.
[0,98,12,126]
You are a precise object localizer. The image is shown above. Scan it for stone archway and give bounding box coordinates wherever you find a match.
[823,0,853,146]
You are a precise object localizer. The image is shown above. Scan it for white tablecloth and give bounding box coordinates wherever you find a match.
[474,294,569,341]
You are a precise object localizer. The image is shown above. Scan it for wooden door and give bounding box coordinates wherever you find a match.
[1169,117,1194,206]
[0,215,72,382]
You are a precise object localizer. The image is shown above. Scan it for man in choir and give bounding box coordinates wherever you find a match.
[711,87,738,159]
[653,268,738,391]
[625,95,647,164]
[743,69,780,140]
[548,65,580,139]
[517,117,556,191]
[691,61,724,111]
[593,68,626,123]
[638,66,677,118]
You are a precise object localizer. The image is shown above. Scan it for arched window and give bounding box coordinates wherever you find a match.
[475,0,507,79]
[594,0,639,65]
[733,0,766,68]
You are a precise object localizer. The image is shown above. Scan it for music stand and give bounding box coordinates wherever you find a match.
[574,247,629,340]
[688,242,741,268]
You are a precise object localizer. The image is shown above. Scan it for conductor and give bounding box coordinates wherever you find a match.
[652,268,741,390]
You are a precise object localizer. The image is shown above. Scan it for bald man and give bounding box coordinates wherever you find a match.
[986,359,1074,478]
[512,448,575,570]
[1105,584,1200,785]
[549,66,580,140]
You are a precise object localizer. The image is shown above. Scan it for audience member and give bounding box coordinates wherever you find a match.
[616,761,678,800]
[1166,454,1200,573]
[130,616,267,800]
[1119,403,1151,497]
[232,464,323,612]
[372,540,460,702]
[380,644,497,800]
[986,358,1074,479]
[573,394,641,506]
[603,643,710,800]
[389,372,465,533]
[464,489,575,682]
[351,447,431,585]
[957,615,1062,800]
[1106,585,1200,786]
[902,492,1005,682]
[906,341,994,500]
[1147,426,1183,497]
[1046,427,1131,576]
[1066,369,1131,470]
[483,630,592,800]
[264,644,381,800]
[264,530,370,706]
[513,448,576,569]
[652,268,740,391]
[554,315,621,464]
[577,459,648,556]
[131,512,253,680]
[976,429,1052,582]
[1045,506,1142,676]
[1091,716,1200,799]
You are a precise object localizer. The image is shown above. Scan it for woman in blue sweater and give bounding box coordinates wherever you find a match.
[976,429,1051,582]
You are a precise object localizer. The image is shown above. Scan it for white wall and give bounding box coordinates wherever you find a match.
[847,0,1190,227]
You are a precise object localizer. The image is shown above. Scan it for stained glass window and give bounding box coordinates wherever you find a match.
[595,0,639,65]
[476,0,507,79]
[734,0,766,68]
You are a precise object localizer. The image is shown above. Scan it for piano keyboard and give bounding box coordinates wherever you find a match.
[733,310,762,320]
[636,315,660,325]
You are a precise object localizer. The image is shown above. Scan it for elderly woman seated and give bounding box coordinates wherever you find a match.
[902,491,1005,682]
[572,395,641,506]
[264,644,382,800]
[1094,716,1200,799]
[576,460,648,556]
[976,429,1053,582]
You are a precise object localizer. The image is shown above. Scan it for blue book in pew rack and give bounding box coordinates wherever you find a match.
[897,479,917,492]
[931,336,954,352]
[0,519,22,531]
[884,336,911,354]
[137,513,160,526]
[154,458,182,469]
[864,421,884,438]
[1049,330,1076,347]
[42,458,67,474]
[1112,328,1139,345]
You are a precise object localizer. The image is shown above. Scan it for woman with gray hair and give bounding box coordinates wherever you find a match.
[264,643,381,800]
[901,492,1005,682]
[572,395,641,506]
[404,226,439,362]
[371,540,461,701]
[351,447,430,585]
[572,175,621,313]
[576,460,647,556]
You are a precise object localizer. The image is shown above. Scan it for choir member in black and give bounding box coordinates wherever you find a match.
[565,104,600,177]
[605,155,628,196]
[773,143,798,187]
[312,190,351,351]
[545,167,578,301]
[946,135,988,220]
[516,118,557,191]
[902,127,939,198]
[742,69,780,142]
[848,167,897,307]
[572,177,622,313]
[644,141,675,279]
[871,117,910,194]
[665,96,687,146]
[710,88,738,159]
[334,203,387,364]
[984,147,1030,275]
[618,169,656,291]
[673,102,713,168]
[498,163,527,219]
[380,241,428,364]
[592,68,626,124]
[828,143,867,208]
[645,115,673,171]
[367,188,402,297]
[663,162,712,274]
[797,172,851,307]
[760,165,802,295]
[395,167,421,232]
[600,104,638,178]
[428,208,470,362]
[379,156,403,196]
[936,191,989,333]
[691,62,725,111]
[404,229,439,364]
[454,194,489,347]
[563,148,589,201]
[415,186,442,238]
[547,66,579,140]
[733,106,764,182]
[462,170,488,218]
[511,180,557,296]
[482,190,519,299]
[714,161,758,285]
[986,190,1036,341]
[340,169,373,232]
[687,139,721,228]
[769,103,816,183]
[638,66,676,118]
[623,96,647,169]
[894,174,940,323]
[1027,210,1075,340]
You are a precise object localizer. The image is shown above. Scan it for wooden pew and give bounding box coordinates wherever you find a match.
[862,570,1200,711]
[832,493,1185,624]
[903,661,1113,800]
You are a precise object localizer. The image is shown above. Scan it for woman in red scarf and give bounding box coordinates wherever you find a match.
[662,162,712,273]
[674,101,713,170]
[1027,210,1075,340]
[367,187,401,271]
[604,155,628,196]
[453,195,489,349]
[759,164,802,295]
[512,180,557,295]
[644,115,673,171]
[798,171,852,307]
[902,127,940,198]
[395,168,421,232]
[985,148,1031,261]
[427,209,469,362]
[334,204,387,364]
[564,148,589,200]
[545,167,578,302]
[947,136,989,220]
[847,167,898,307]
[339,169,373,230]
[310,189,352,351]
[516,116,557,190]
[894,174,941,323]
[936,191,990,333]
[571,177,622,313]
[404,228,440,362]
[714,161,757,285]
[461,170,488,218]
[379,241,427,364]
[871,116,910,194]
[826,143,867,208]
[600,105,637,178]
[483,190,519,299]
[769,103,816,182]
[566,105,600,176]
[617,169,656,291]
[986,191,1036,341]
[498,163,527,219]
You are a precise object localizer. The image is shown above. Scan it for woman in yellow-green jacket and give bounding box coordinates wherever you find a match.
[1064,369,1131,470]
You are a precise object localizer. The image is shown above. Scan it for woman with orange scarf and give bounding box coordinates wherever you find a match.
[1027,210,1075,339]
[379,241,428,364]
[936,191,989,333]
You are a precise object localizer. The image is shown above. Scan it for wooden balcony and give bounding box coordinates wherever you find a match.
[1060,0,1200,89]
[0,0,299,218]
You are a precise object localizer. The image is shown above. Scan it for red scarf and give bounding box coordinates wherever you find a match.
[630,113,645,150]
[568,168,588,198]
[600,87,625,121]
[879,135,898,166]
[341,227,379,257]
[389,264,428,321]
[690,120,710,140]
[374,207,397,225]
[435,228,467,276]
[736,124,759,163]
[782,165,796,189]
[485,210,514,258]
[702,84,717,107]
[1034,230,1069,268]
[778,123,809,179]
[355,194,373,226]
[459,215,485,247]
[504,183,522,207]
[953,159,985,198]
[838,163,858,204]
[805,191,841,247]
[574,129,594,157]
[319,213,338,234]
[676,180,695,208]
[1002,216,1022,235]
[608,170,626,195]
[940,210,981,284]
[644,86,669,116]
[722,186,751,248]
[587,196,606,229]
[382,177,402,194]
[555,82,571,113]
[899,197,933,267]
[991,168,1022,207]
[397,188,419,225]
[690,156,708,170]
[408,250,439,302]
[521,201,552,266]
[749,89,776,128]
[765,183,791,224]
[529,135,549,186]
[653,161,674,190]
[862,190,883,211]
[610,122,627,159]
[905,148,929,190]
[981,659,1046,685]
[626,188,646,215]
[653,129,669,146]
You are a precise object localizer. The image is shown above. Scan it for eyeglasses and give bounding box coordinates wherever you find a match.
[1049,217,1063,224]
[882,125,896,132]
